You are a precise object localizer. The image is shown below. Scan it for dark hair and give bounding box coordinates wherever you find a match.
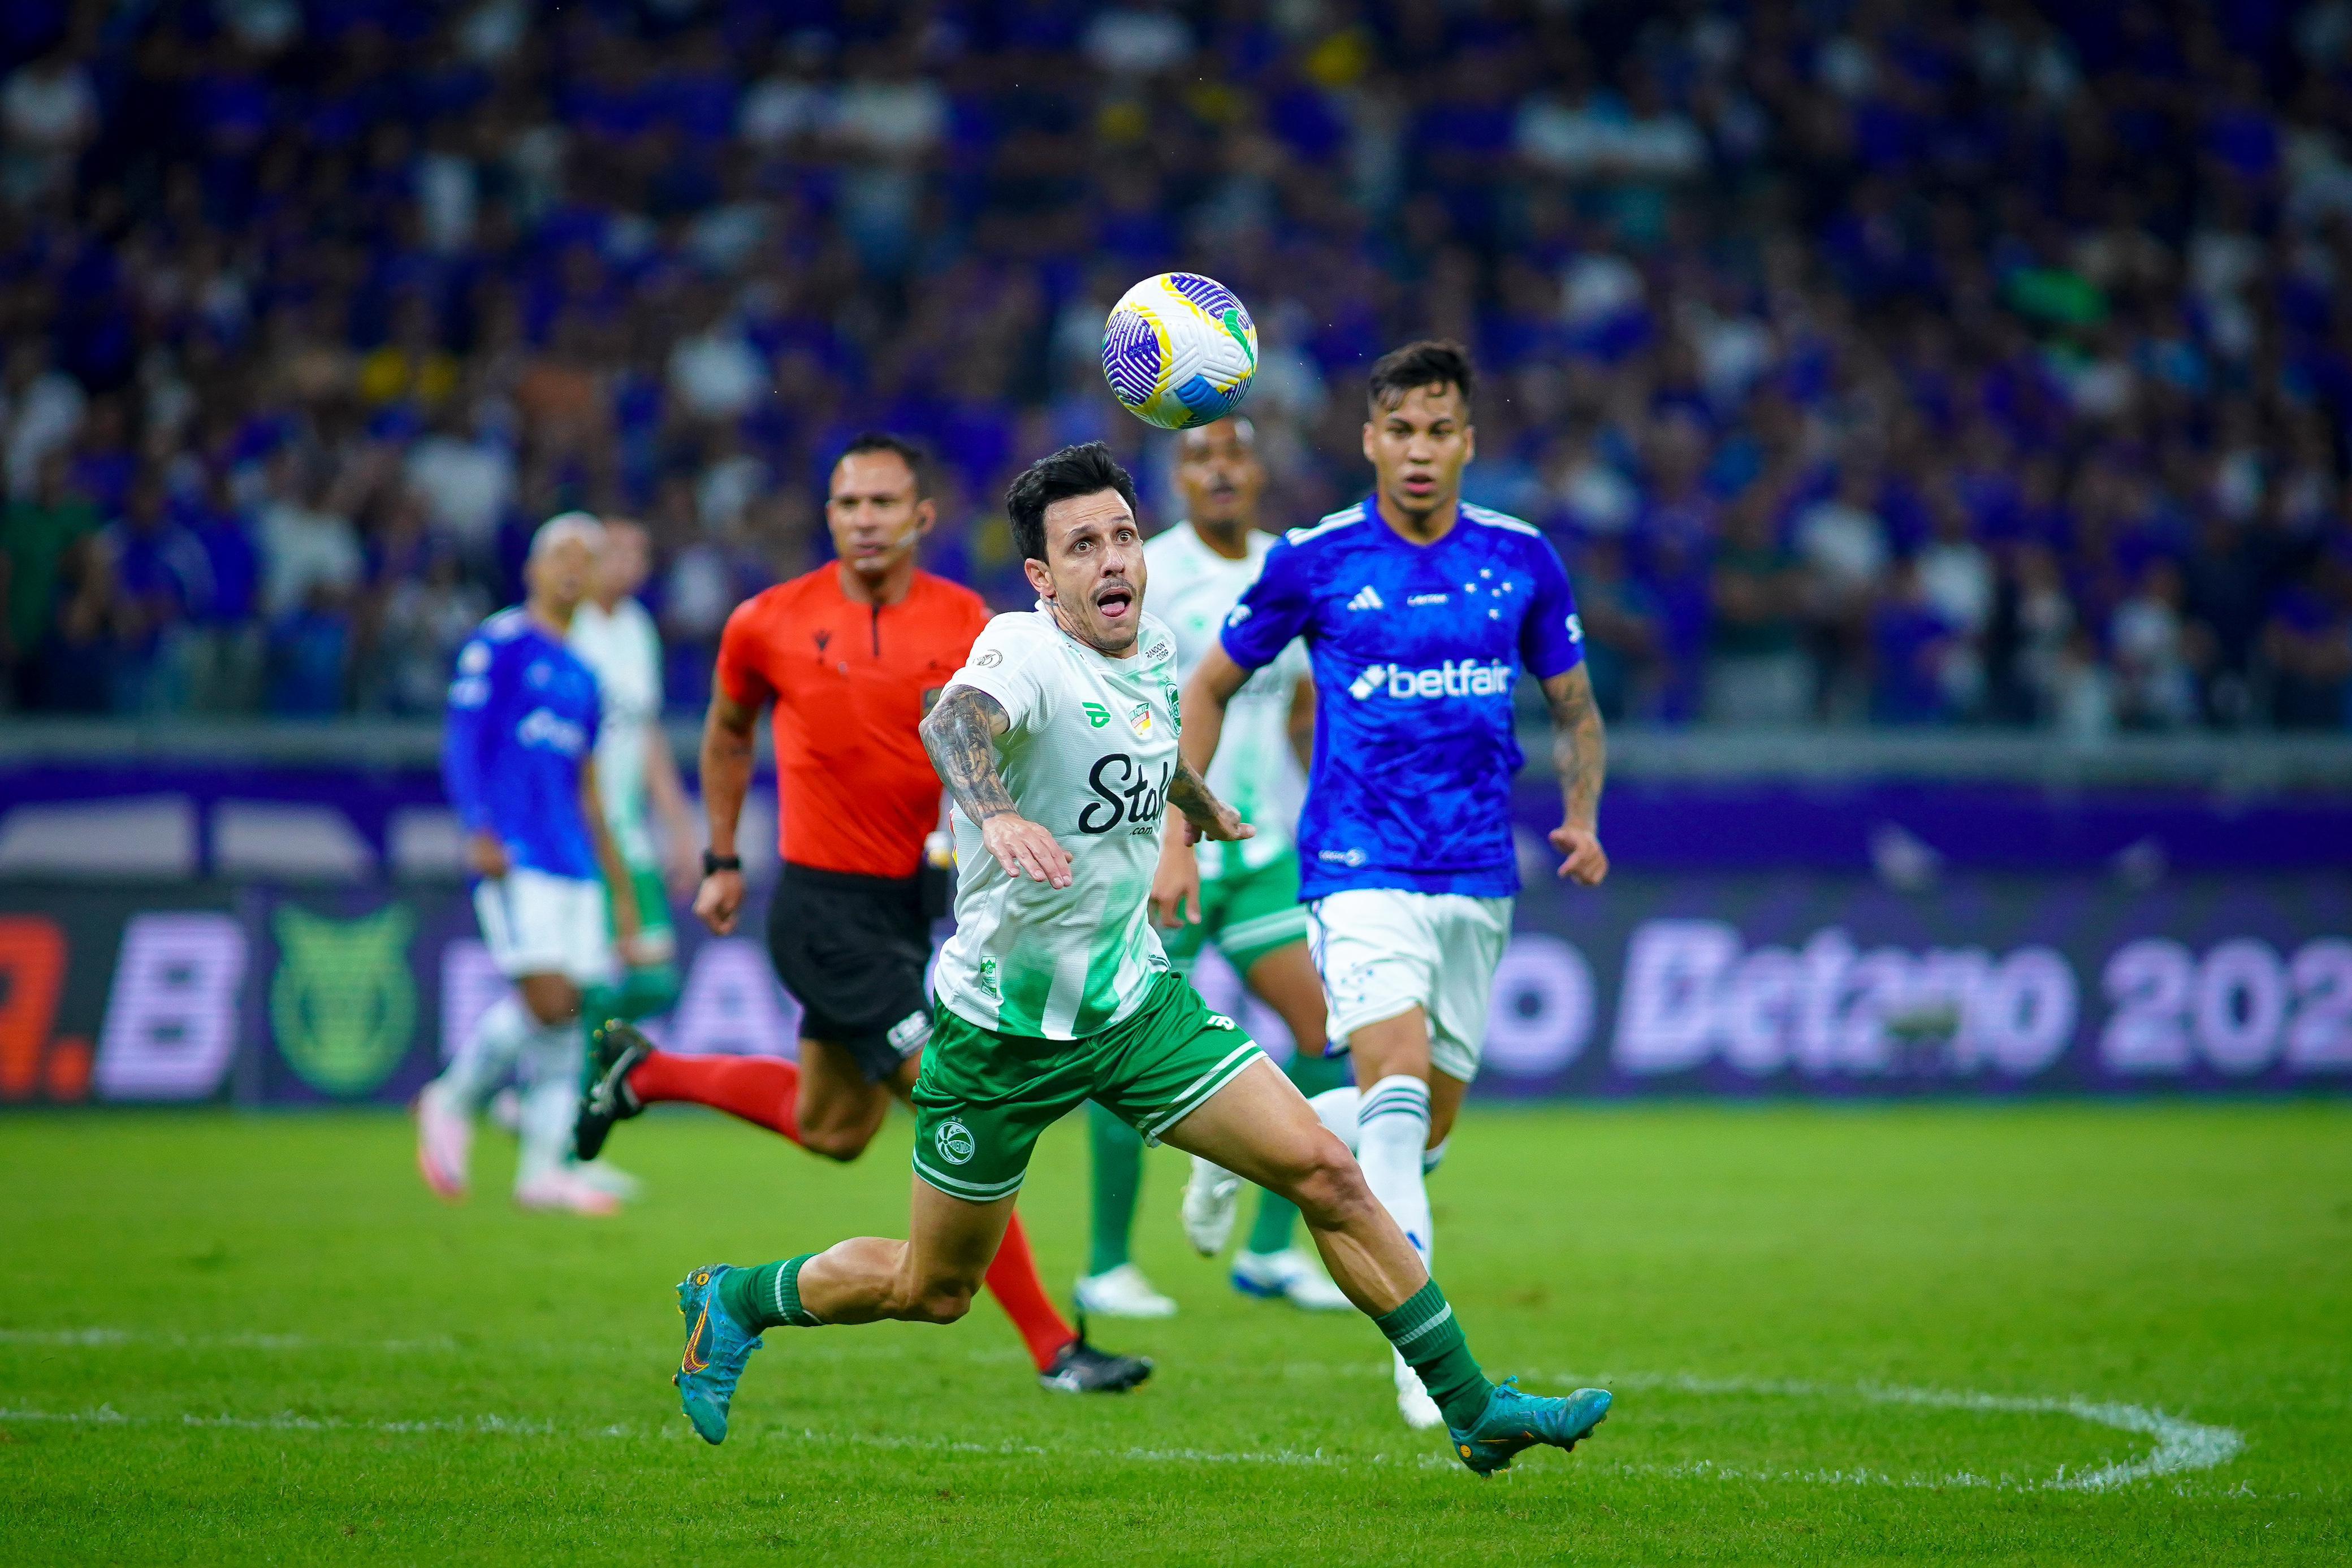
[1367,339,1475,413]
[835,431,931,497]
[1005,441,1138,564]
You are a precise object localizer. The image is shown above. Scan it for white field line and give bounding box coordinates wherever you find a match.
[0,1335,2245,1493]
[0,1406,621,1438]
[1541,1369,2245,1492]
[0,1406,1333,1465]
[0,1328,459,1353]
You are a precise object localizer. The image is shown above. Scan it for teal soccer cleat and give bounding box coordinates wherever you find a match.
[1446,1378,1612,1476]
[673,1264,764,1444]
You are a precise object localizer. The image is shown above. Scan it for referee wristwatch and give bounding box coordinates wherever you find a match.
[702,851,742,876]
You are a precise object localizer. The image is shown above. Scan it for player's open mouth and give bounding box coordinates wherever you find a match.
[1095,583,1135,619]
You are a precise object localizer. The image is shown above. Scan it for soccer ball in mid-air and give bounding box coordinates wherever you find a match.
[1100,272,1259,430]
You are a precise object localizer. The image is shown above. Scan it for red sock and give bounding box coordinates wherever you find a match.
[626,1050,802,1145]
[984,1211,1077,1372]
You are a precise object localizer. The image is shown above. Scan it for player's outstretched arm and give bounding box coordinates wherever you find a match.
[1540,664,1609,886]
[1287,672,1317,772]
[921,686,1073,889]
[581,757,643,947]
[1178,644,1250,775]
[1168,758,1253,846]
[643,715,700,893]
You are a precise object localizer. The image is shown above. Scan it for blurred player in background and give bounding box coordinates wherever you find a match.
[416,513,641,1215]
[664,442,1611,1475]
[1074,419,1350,1319]
[574,435,1149,1393]
[1177,342,1610,1428]
[568,517,697,1034]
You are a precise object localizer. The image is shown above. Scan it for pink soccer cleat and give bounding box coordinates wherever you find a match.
[414,1082,473,1203]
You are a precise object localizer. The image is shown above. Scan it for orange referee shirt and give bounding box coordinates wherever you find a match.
[715,566,992,880]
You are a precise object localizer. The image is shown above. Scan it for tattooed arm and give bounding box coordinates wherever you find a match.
[1149,755,1255,928]
[1167,757,1252,844]
[1540,664,1610,886]
[921,686,1073,889]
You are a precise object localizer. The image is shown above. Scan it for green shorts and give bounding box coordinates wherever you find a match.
[1158,846,1310,976]
[911,969,1266,1203]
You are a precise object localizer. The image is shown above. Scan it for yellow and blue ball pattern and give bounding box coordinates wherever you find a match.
[1100,272,1259,430]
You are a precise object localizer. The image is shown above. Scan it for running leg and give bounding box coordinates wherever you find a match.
[1157,1058,1611,1474]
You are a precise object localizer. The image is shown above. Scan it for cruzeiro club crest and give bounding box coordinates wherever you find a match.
[270,903,417,1097]
[935,1119,976,1166]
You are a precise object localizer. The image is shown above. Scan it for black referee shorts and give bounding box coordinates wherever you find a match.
[764,863,936,1084]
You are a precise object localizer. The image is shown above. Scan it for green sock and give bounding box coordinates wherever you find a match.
[1244,1190,1302,1257]
[582,967,681,1042]
[1243,1050,1352,1257]
[617,963,681,1020]
[1086,1101,1144,1276]
[581,984,624,1037]
[719,1255,824,1330]
[1373,1279,1493,1431]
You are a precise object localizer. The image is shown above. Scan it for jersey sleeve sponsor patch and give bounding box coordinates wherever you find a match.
[944,613,1057,735]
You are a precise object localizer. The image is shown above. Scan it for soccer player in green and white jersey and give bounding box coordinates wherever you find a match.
[1074,420,1350,1318]
[664,442,1612,1476]
[568,518,697,1041]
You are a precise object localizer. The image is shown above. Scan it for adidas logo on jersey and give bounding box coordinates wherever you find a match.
[1346,586,1385,612]
[1346,660,1516,701]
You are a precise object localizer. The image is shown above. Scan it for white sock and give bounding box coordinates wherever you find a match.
[1357,1074,1432,1266]
[1315,1085,1448,1174]
[513,1015,585,1186]
[1308,1085,1360,1148]
[434,995,533,1112]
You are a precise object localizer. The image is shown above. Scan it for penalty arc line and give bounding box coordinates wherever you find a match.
[1537,1368,2245,1493]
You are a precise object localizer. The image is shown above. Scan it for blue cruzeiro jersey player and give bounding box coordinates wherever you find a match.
[417,513,644,1216]
[1175,339,1611,1431]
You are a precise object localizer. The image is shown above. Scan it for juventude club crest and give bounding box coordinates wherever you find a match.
[270,904,417,1097]
[976,957,1000,998]
[935,1119,976,1166]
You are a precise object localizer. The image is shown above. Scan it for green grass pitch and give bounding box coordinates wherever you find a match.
[4,1102,2346,1565]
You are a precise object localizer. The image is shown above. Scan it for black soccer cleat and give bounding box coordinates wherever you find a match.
[573,1019,652,1162]
[1038,1331,1154,1394]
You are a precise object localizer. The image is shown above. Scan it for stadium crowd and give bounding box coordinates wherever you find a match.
[1,0,2349,730]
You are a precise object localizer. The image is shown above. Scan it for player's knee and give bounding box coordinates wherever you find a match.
[1284,1128,1373,1228]
[519,978,577,1028]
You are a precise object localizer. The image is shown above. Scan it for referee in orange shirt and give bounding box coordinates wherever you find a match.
[575,434,1148,1393]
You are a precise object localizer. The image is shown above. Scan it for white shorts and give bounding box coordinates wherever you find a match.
[474,867,613,987]
[1308,888,1512,1084]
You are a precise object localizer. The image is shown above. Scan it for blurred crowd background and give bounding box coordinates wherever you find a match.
[1,0,2350,731]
